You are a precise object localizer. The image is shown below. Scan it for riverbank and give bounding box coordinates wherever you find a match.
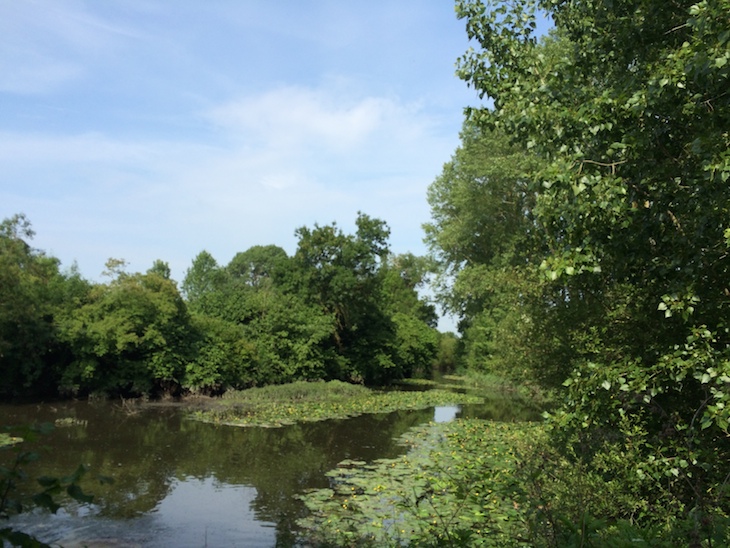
[189,380,486,427]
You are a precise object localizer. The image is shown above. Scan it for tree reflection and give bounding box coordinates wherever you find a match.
[2,395,537,546]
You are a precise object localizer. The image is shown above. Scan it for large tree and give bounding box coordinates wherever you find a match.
[0,215,63,396]
[58,261,193,396]
[181,250,225,313]
[426,125,572,384]
[293,213,395,383]
[454,0,730,539]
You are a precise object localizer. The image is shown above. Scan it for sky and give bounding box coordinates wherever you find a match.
[1,0,487,271]
[2,1,516,332]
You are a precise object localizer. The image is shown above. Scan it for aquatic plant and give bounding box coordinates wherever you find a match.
[297,418,538,546]
[192,380,483,428]
[1,424,109,547]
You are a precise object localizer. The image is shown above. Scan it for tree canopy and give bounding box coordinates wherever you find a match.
[428,0,729,540]
[0,212,441,399]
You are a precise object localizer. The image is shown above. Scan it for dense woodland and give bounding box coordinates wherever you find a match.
[2,0,729,544]
[425,0,729,543]
[0,212,451,398]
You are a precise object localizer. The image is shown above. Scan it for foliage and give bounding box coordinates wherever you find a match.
[298,419,537,547]
[1,423,108,548]
[447,0,730,541]
[426,122,578,387]
[57,266,194,396]
[192,380,483,428]
[457,371,552,407]
[425,124,539,280]
[515,425,729,547]
[433,331,460,373]
[227,244,290,288]
[0,211,439,399]
[381,254,438,327]
[299,411,728,546]
[293,213,396,383]
[0,215,62,397]
[183,314,256,393]
[390,313,439,379]
[238,290,335,384]
[181,250,226,313]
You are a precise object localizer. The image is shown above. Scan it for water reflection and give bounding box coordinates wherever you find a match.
[433,405,460,423]
[150,476,277,547]
[1,391,541,547]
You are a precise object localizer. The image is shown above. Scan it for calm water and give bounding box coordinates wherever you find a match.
[1,391,539,547]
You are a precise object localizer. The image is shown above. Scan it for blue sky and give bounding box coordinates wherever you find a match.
[2,0,484,285]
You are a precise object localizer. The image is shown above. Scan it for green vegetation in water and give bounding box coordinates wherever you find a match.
[297,418,539,547]
[0,433,22,448]
[191,380,484,428]
[458,371,553,406]
[392,378,439,388]
[398,373,553,412]
[393,377,470,393]
[53,417,88,428]
[297,415,726,547]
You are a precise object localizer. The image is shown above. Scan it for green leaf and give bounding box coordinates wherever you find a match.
[31,493,60,514]
[0,528,52,548]
[66,484,94,504]
[36,476,59,488]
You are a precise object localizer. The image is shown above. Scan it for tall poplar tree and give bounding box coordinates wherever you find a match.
[454,0,730,537]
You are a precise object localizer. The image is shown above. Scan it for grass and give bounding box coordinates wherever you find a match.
[191,380,485,428]
[221,379,371,403]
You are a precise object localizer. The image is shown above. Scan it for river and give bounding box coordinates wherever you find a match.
[1,389,539,547]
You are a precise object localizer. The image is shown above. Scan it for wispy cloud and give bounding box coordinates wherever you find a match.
[207,86,401,149]
[0,0,146,94]
[1,82,452,280]
[0,0,478,314]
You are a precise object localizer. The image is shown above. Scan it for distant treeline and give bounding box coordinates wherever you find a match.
[0,212,457,399]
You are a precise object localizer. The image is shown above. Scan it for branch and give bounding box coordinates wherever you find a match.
[579,159,627,175]
[666,209,685,235]
[664,23,689,35]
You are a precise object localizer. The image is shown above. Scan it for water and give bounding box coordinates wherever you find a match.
[1,393,539,547]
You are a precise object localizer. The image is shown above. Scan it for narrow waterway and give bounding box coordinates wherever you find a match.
[1,389,539,547]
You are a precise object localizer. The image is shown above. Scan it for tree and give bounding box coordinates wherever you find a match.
[182,245,337,388]
[381,253,437,327]
[379,254,440,378]
[425,124,539,277]
[425,124,570,383]
[239,291,335,384]
[455,0,730,538]
[147,259,172,280]
[433,331,460,373]
[227,245,290,289]
[294,213,397,383]
[58,268,193,396]
[0,215,62,397]
[181,250,225,312]
[390,312,438,379]
[184,314,256,393]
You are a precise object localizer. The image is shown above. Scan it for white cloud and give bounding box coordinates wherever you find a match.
[206,86,398,150]
[1,81,455,282]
